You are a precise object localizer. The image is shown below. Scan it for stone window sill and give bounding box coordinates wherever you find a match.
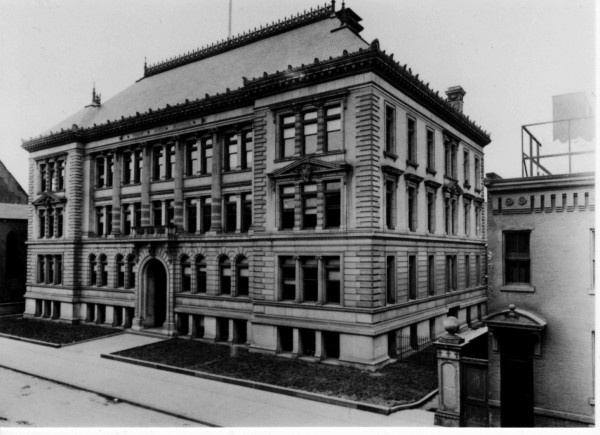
[383,151,398,161]
[406,160,419,169]
[426,167,437,176]
[589,397,595,406]
[500,284,535,293]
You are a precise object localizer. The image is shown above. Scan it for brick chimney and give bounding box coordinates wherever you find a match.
[445,86,466,113]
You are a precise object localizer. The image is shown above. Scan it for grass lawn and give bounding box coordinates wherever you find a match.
[0,316,122,345]
[113,338,437,407]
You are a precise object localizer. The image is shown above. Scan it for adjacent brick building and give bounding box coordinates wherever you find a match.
[0,160,28,314]
[21,2,490,369]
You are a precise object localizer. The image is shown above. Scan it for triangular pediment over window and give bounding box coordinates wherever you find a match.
[443,180,464,196]
[484,304,547,332]
[32,192,67,207]
[268,157,351,182]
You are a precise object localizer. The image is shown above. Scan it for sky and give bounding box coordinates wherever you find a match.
[0,0,595,190]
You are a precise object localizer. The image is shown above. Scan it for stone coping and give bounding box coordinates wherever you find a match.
[101,351,438,415]
[0,330,124,348]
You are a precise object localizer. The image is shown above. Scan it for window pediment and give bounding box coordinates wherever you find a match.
[268,158,350,182]
[32,192,67,207]
[484,304,547,332]
[443,180,463,197]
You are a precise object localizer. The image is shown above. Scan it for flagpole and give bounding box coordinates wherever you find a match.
[228,0,232,38]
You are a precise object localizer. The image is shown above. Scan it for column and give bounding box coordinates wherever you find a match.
[293,181,301,230]
[103,155,109,186]
[292,328,300,356]
[315,103,325,153]
[189,315,196,337]
[294,256,302,302]
[140,143,151,226]
[228,319,235,343]
[235,194,242,233]
[209,129,223,233]
[161,200,167,227]
[317,256,324,304]
[316,181,324,230]
[314,331,324,359]
[195,199,201,234]
[111,152,122,236]
[102,206,109,236]
[173,137,184,230]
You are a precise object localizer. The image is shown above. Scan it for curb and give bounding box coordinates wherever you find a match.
[0,333,61,348]
[102,352,437,415]
[60,331,125,347]
[0,364,219,428]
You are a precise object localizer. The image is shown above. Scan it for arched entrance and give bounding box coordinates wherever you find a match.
[144,259,167,328]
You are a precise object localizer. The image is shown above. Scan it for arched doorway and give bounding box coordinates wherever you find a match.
[144,259,167,328]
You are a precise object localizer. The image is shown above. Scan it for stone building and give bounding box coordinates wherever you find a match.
[0,159,28,314]
[21,2,490,369]
[484,100,595,426]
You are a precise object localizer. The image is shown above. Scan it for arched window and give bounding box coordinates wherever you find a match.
[116,255,125,288]
[236,256,249,297]
[196,257,206,293]
[181,256,191,293]
[99,254,108,287]
[89,255,97,286]
[127,255,136,289]
[219,257,231,295]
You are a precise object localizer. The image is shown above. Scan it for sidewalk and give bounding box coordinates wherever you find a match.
[0,334,434,427]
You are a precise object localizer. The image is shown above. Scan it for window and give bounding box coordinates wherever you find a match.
[134,150,143,183]
[324,181,341,228]
[446,255,457,292]
[408,255,417,300]
[201,137,213,175]
[39,210,46,238]
[427,190,435,233]
[475,255,481,286]
[465,255,471,288]
[225,195,237,232]
[281,114,296,158]
[428,255,435,296]
[201,197,212,232]
[106,206,112,236]
[48,208,55,238]
[153,146,164,180]
[242,193,252,232]
[407,116,416,163]
[445,137,457,179]
[123,152,133,184]
[325,105,342,152]
[55,256,62,284]
[96,157,105,187]
[99,255,108,287]
[300,329,316,357]
[186,198,198,233]
[166,200,174,227]
[410,324,418,350]
[127,255,136,289]
[49,162,56,191]
[241,131,253,169]
[474,156,481,190]
[302,184,317,229]
[89,255,97,286]
[427,128,435,171]
[323,331,340,359]
[325,257,341,304]
[407,185,417,232]
[504,231,530,284]
[385,180,395,229]
[185,140,199,176]
[464,201,471,236]
[181,256,191,292]
[47,254,55,283]
[106,156,113,188]
[116,255,125,288]
[386,256,395,304]
[279,326,294,353]
[302,110,318,155]
[280,186,295,230]
[445,197,457,235]
[237,257,249,296]
[225,133,238,171]
[133,203,141,229]
[220,257,231,295]
[96,207,104,236]
[463,150,470,185]
[591,229,595,291]
[196,257,207,293]
[385,104,395,154]
[40,163,47,192]
[38,256,46,283]
[152,201,162,226]
[475,203,482,237]
[37,255,62,285]
[302,257,318,302]
[56,209,63,238]
[57,160,65,190]
[280,256,296,300]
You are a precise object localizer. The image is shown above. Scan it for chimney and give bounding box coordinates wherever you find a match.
[445,86,466,113]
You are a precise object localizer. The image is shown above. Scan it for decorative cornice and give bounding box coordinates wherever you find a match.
[404,173,424,184]
[144,3,335,78]
[424,179,442,190]
[381,165,405,178]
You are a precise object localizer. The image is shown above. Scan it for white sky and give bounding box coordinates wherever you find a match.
[0,0,595,190]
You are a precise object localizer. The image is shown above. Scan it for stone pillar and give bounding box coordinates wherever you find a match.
[204,316,217,341]
[140,143,151,226]
[293,182,301,230]
[173,137,184,230]
[317,256,324,304]
[314,330,324,359]
[434,316,466,427]
[294,256,302,302]
[102,206,109,236]
[161,200,167,227]
[195,199,201,234]
[111,152,122,236]
[292,328,300,356]
[235,194,242,233]
[209,129,223,233]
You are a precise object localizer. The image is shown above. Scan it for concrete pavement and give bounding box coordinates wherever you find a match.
[0,333,434,427]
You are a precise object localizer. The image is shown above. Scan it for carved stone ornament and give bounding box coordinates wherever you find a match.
[518,196,527,205]
[300,163,313,182]
[505,197,514,206]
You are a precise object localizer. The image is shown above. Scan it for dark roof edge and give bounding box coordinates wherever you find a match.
[22,46,491,152]
[143,3,336,78]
